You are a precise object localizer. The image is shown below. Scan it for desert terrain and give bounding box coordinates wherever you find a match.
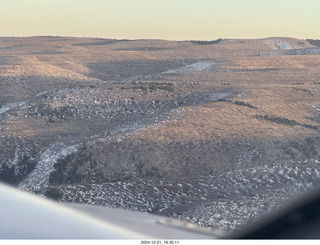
[1,36,320,232]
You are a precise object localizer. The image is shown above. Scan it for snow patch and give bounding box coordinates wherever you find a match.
[163,60,216,74]
[18,142,79,195]
[0,100,28,117]
[263,39,300,50]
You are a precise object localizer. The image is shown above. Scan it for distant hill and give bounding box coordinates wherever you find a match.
[1,36,320,232]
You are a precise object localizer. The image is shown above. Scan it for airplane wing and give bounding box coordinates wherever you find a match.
[0,182,220,239]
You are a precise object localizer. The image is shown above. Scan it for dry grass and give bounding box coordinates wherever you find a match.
[2,36,320,180]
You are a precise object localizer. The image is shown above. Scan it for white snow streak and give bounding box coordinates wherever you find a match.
[163,60,216,74]
[18,142,78,195]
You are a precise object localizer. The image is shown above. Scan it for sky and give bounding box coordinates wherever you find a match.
[1,0,320,40]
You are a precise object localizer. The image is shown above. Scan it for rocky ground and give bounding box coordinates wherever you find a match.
[1,36,320,232]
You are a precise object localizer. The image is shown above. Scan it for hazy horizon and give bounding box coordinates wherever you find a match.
[1,0,320,41]
[0,35,317,42]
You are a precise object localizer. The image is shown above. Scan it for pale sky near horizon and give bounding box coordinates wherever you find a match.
[1,0,320,40]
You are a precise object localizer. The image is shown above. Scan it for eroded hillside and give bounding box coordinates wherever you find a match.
[1,36,320,232]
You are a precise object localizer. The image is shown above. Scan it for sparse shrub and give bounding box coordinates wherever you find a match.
[283,148,295,159]
[136,162,144,175]
[129,82,174,92]
[45,187,61,200]
[16,153,36,177]
[148,82,174,92]
[0,164,15,184]
[286,138,319,159]
[302,124,319,130]
[49,154,74,185]
[189,39,223,45]
[40,106,76,123]
[305,116,315,122]
[233,100,257,109]
[254,115,319,131]
[177,100,186,106]
[0,154,36,185]
[143,166,162,178]
[135,162,162,178]
[217,98,227,102]
[131,85,147,91]
[254,115,299,126]
[306,39,320,47]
